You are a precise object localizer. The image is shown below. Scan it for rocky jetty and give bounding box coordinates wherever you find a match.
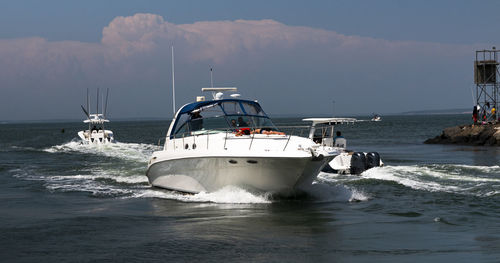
[425,123,500,146]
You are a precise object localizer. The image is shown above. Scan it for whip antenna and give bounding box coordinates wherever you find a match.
[87,88,90,116]
[96,88,99,115]
[210,66,214,89]
[171,45,176,116]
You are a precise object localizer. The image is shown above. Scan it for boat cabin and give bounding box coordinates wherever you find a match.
[168,99,278,139]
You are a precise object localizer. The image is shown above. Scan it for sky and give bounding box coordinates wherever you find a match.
[1,0,499,121]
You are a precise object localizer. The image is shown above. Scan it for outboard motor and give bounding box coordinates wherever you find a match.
[321,163,335,173]
[366,152,381,169]
[350,152,366,175]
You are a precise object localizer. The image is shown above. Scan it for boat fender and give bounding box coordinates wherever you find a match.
[350,152,366,174]
[366,152,381,169]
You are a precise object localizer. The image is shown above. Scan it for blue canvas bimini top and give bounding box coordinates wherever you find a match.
[178,99,262,115]
[169,99,271,138]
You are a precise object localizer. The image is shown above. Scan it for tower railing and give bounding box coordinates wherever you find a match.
[474,48,499,123]
[160,125,335,152]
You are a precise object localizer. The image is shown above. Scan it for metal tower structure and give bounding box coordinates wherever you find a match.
[474,47,499,122]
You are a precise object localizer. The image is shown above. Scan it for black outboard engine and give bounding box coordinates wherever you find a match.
[366,152,381,169]
[321,163,335,173]
[350,152,366,175]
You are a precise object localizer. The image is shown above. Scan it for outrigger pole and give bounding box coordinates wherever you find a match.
[104,88,109,117]
[96,88,99,117]
[87,88,90,118]
[87,88,91,133]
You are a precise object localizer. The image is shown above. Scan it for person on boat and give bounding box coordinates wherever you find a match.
[91,125,98,132]
[237,117,249,127]
[230,119,237,128]
[190,111,203,131]
[250,128,285,136]
[491,107,496,121]
[334,131,344,143]
[333,131,346,147]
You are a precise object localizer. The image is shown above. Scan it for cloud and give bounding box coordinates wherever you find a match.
[0,13,485,120]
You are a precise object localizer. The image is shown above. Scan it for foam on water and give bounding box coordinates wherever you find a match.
[10,163,149,197]
[44,140,159,162]
[90,167,149,184]
[306,181,370,202]
[312,172,370,202]
[133,182,369,204]
[359,164,500,197]
[132,186,271,204]
[11,164,274,203]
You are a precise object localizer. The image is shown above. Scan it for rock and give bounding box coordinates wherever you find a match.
[424,123,500,146]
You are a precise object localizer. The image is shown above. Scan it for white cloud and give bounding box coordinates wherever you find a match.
[0,13,484,120]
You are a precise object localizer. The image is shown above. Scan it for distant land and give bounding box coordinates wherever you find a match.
[271,108,471,118]
[1,108,472,124]
[399,108,470,115]
[0,117,172,124]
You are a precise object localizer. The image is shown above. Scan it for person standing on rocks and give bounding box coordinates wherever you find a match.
[473,106,478,124]
[481,108,487,123]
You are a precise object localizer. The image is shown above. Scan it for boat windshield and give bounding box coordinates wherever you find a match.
[171,100,278,138]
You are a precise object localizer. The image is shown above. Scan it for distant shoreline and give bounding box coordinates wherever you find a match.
[1,109,471,124]
[400,108,470,115]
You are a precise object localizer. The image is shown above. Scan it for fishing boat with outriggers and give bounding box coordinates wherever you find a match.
[146,88,343,194]
[78,88,115,145]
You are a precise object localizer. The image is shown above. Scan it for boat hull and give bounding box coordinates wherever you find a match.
[146,156,331,194]
[78,130,115,145]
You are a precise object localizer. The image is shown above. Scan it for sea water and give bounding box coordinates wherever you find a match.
[1,115,499,262]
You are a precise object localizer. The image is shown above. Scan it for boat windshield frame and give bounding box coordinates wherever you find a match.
[169,99,277,138]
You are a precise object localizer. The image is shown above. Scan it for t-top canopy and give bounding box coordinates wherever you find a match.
[302,118,357,126]
[83,114,110,124]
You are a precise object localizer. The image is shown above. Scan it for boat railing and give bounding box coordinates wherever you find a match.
[165,125,331,151]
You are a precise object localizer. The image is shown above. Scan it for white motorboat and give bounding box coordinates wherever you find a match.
[78,89,115,145]
[146,88,341,194]
[371,114,381,121]
[306,118,383,174]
